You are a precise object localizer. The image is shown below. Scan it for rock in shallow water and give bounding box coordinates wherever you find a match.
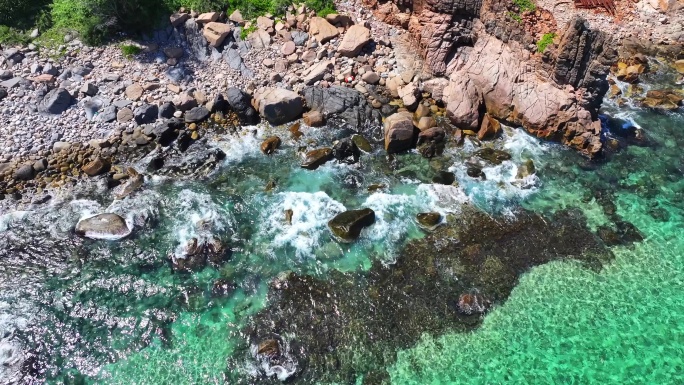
[301,148,332,170]
[75,213,131,240]
[328,208,375,243]
[416,212,442,231]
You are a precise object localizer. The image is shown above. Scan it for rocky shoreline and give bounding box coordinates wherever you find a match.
[0,0,682,212]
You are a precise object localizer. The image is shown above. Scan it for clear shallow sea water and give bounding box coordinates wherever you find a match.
[0,73,683,384]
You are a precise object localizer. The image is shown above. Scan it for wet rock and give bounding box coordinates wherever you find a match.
[14,164,35,181]
[285,209,294,225]
[184,106,210,123]
[641,89,683,110]
[384,111,416,154]
[432,171,455,185]
[516,159,536,179]
[332,137,360,164]
[416,212,442,231]
[253,88,303,125]
[477,114,501,140]
[475,148,512,165]
[75,213,131,240]
[328,208,376,242]
[227,87,259,125]
[81,157,109,176]
[303,110,325,127]
[301,148,333,170]
[113,169,144,199]
[261,136,281,154]
[352,134,372,152]
[38,88,72,114]
[467,165,485,179]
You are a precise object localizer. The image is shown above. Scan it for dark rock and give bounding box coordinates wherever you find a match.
[253,88,304,125]
[14,164,35,181]
[328,208,376,242]
[134,104,159,125]
[552,16,616,111]
[209,94,229,113]
[351,134,372,152]
[0,87,6,101]
[75,213,131,240]
[301,148,333,170]
[291,31,309,46]
[171,235,228,272]
[166,65,192,83]
[432,171,455,185]
[226,87,259,125]
[184,106,210,123]
[182,18,210,61]
[332,137,360,164]
[302,86,382,138]
[467,165,485,179]
[475,148,512,165]
[99,105,117,122]
[456,291,489,315]
[32,159,47,172]
[38,88,72,114]
[159,102,176,119]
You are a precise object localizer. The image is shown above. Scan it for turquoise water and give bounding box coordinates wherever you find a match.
[1,69,683,384]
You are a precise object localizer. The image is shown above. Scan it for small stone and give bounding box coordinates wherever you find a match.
[125,84,144,101]
[303,110,325,127]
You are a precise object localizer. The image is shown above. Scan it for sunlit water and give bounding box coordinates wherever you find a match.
[1,67,682,384]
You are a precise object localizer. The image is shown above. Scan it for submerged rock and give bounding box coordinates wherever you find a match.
[328,208,375,242]
[475,148,512,165]
[332,137,360,164]
[75,213,131,240]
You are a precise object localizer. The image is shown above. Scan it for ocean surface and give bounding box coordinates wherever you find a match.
[0,66,682,384]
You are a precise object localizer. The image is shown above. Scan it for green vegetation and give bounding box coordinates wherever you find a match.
[507,11,522,23]
[121,44,142,58]
[239,24,257,40]
[513,0,536,13]
[536,32,556,53]
[1,0,335,45]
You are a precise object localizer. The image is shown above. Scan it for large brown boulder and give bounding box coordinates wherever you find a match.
[309,17,339,43]
[252,88,304,125]
[301,148,333,170]
[337,25,371,57]
[383,111,416,154]
[203,22,231,47]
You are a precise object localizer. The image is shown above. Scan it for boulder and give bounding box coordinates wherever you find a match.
[383,111,416,153]
[303,111,325,127]
[13,164,34,181]
[475,148,512,165]
[351,134,372,152]
[477,114,501,140]
[301,148,333,170]
[125,83,144,101]
[159,102,176,119]
[229,10,245,25]
[257,16,274,30]
[80,82,98,96]
[302,60,334,85]
[675,59,684,75]
[196,12,219,23]
[184,106,210,123]
[53,141,71,153]
[309,17,339,43]
[261,136,281,154]
[183,18,210,61]
[226,87,259,125]
[117,108,134,122]
[170,12,190,27]
[248,30,272,49]
[75,213,132,240]
[291,31,308,46]
[37,88,72,114]
[203,22,231,47]
[332,137,360,164]
[252,88,303,125]
[516,159,536,179]
[416,116,436,131]
[302,86,382,133]
[361,71,380,85]
[164,47,184,59]
[337,25,371,57]
[281,41,296,55]
[134,104,159,125]
[0,87,6,101]
[416,212,442,231]
[82,157,109,176]
[641,89,683,110]
[328,208,375,242]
